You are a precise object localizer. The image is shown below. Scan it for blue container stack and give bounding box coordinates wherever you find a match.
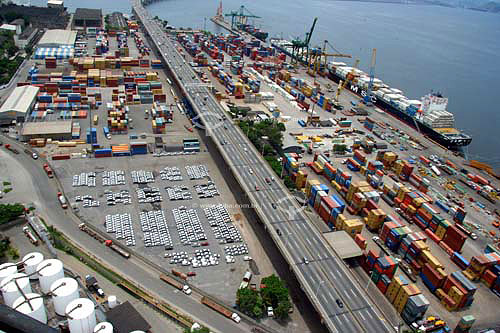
[86,128,97,144]
[130,142,148,155]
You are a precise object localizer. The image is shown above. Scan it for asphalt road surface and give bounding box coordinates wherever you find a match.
[132,2,394,332]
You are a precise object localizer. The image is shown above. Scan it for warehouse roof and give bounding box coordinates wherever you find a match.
[0,85,39,115]
[106,301,150,333]
[38,29,76,47]
[74,8,102,21]
[322,231,363,259]
[0,24,17,31]
[22,120,72,136]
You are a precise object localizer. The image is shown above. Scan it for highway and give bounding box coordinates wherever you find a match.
[132,1,394,332]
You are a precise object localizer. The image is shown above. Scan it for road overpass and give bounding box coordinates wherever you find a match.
[132,1,394,332]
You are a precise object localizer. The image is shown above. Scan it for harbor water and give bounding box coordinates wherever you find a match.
[31,0,500,167]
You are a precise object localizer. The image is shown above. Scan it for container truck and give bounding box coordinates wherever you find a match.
[104,240,131,258]
[201,296,241,323]
[43,164,54,178]
[57,191,67,209]
[4,144,19,154]
[23,226,39,245]
[159,274,192,295]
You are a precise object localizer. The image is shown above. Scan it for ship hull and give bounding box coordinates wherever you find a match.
[328,71,472,149]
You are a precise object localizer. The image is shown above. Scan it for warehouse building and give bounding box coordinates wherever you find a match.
[73,8,102,34]
[35,29,76,59]
[323,230,363,260]
[38,29,76,48]
[0,85,39,126]
[21,120,72,141]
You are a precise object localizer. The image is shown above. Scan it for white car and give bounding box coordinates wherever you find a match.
[32,152,38,159]
[267,306,274,317]
[231,313,241,323]
[243,256,252,261]
[182,285,192,295]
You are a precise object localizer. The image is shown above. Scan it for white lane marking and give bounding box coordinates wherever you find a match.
[359,311,366,321]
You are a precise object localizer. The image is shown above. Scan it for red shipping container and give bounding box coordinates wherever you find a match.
[366,199,378,211]
[51,154,70,160]
[481,269,496,288]
[422,263,445,288]
[410,259,421,272]
[394,197,402,206]
[425,229,441,243]
[377,279,388,294]
[439,241,454,256]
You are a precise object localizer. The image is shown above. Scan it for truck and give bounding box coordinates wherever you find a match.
[103,127,111,140]
[43,164,54,178]
[159,274,191,295]
[4,144,19,154]
[104,240,131,259]
[201,296,241,323]
[23,226,39,245]
[239,271,252,289]
[57,192,67,209]
[85,275,105,298]
[172,269,187,280]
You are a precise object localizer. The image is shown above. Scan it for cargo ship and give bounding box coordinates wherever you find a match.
[327,62,472,149]
[237,23,268,42]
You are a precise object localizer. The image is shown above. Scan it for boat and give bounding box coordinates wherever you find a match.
[237,23,268,42]
[327,63,472,149]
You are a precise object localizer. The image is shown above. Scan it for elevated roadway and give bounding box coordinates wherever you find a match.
[132,2,394,332]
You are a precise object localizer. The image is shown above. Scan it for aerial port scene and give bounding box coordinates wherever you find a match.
[0,0,499,332]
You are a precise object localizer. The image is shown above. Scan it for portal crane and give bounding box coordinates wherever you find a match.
[225,5,260,30]
[287,17,317,64]
[320,40,351,75]
[363,48,377,105]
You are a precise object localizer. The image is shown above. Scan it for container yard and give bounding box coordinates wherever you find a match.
[2,4,500,333]
[172,14,500,331]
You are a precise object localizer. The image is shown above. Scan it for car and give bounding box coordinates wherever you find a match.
[231,313,241,323]
[471,233,478,240]
[96,288,105,298]
[271,203,277,209]
[31,152,38,159]
[336,299,344,308]
[267,306,274,317]
[200,241,209,246]
[303,257,309,265]
[243,147,248,152]
[255,185,260,191]
[243,256,252,261]
[187,271,196,277]
[341,159,347,164]
[265,177,271,184]
[182,285,192,295]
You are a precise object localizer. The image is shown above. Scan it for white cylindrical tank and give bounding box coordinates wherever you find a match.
[93,322,113,333]
[1,273,32,307]
[107,295,117,309]
[0,262,17,280]
[66,298,97,333]
[37,259,64,293]
[13,293,47,324]
[23,252,44,280]
[50,277,79,316]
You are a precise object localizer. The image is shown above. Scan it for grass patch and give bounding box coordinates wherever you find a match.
[3,182,11,186]
[4,188,12,193]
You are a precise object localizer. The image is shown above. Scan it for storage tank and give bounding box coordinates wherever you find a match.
[23,252,44,280]
[1,273,32,307]
[0,263,17,280]
[13,293,47,323]
[50,277,79,316]
[66,298,97,333]
[107,295,117,309]
[37,259,64,293]
[93,322,113,333]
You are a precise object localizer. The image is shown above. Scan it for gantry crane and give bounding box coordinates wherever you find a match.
[286,17,318,65]
[334,59,360,105]
[363,48,377,105]
[225,5,260,30]
[320,40,351,76]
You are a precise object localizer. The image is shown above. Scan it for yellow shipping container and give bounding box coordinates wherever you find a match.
[343,219,363,237]
[331,180,341,192]
[58,141,77,147]
[435,288,446,300]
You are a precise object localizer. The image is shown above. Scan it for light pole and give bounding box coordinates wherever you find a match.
[261,136,268,156]
[315,280,325,297]
[365,269,375,292]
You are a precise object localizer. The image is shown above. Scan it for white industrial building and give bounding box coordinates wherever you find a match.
[0,85,40,125]
[38,29,76,48]
[47,0,64,8]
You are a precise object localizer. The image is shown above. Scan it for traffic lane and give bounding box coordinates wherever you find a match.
[354,307,392,333]
[273,222,307,264]
[290,220,330,261]
[320,258,369,311]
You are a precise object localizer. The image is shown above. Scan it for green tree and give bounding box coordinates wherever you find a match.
[260,274,291,320]
[0,203,25,224]
[283,176,296,190]
[183,327,209,333]
[236,287,264,319]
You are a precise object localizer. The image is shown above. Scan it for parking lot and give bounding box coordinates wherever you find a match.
[52,152,259,303]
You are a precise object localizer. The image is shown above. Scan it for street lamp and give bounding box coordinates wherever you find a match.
[315,280,325,297]
[261,136,269,156]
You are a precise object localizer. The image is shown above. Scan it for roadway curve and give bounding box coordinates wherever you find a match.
[132,1,394,332]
